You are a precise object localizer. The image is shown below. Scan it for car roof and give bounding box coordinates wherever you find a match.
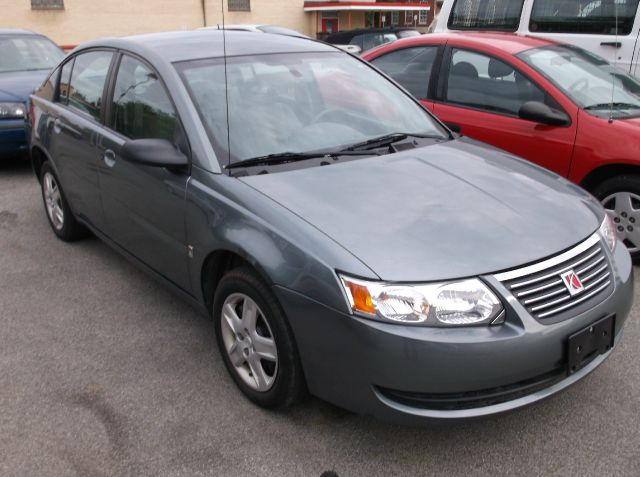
[371,32,559,56]
[73,30,335,63]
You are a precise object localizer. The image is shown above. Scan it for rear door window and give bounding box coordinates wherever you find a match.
[66,51,114,121]
[448,0,526,31]
[371,46,439,99]
[530,0,640,35]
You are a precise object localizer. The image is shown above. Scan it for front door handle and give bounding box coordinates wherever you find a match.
[103,149,116,168]
[53,118,82,139]
[601,41,622,48]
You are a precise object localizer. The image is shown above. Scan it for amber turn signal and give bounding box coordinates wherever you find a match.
[342,279,376,315]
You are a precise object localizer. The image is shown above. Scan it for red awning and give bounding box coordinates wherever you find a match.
[303,2,432,12]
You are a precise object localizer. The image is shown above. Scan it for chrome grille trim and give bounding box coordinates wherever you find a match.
[581,264,608,283]
[522,287,566,305]
[516,279,563,298]
[509,248,600,290]
[530,273,609,313]
[537,281,611,319]
[494,234,600,282]
[494,233,613,321]
[576,255,604,276]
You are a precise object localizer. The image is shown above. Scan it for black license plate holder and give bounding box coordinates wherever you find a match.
[567,314,615,375]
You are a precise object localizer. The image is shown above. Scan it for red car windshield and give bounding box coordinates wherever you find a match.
[518,44,640,117]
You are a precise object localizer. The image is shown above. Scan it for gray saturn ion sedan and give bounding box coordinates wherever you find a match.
[30,31,633,424]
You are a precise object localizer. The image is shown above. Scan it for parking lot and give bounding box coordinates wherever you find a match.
[0,159,637,476]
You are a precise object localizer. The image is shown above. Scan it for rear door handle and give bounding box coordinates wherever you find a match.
[600,41,622,48]
[103,149,116,168]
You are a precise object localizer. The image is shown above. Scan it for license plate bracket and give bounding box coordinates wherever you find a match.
[567,314,615,375]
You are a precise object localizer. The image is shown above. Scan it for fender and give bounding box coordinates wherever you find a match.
[184,166,379,313]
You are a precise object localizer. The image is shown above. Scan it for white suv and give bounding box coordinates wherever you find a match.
[435,0,640,77]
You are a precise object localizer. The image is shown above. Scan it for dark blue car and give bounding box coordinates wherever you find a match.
[0,29,64,159]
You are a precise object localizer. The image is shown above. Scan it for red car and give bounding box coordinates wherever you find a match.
[363,32,640,259]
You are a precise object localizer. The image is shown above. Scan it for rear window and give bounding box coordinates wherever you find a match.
[530,0,640,35]
[396,30,421,38]
[448,0,526,31]
[349,33,397,52]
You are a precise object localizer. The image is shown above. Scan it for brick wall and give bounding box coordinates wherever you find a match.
[0,0,316,46]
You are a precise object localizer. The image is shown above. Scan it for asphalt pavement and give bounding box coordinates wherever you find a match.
[1,159,639,476]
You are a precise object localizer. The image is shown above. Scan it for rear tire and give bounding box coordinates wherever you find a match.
[591,174,640,261]
[213,267,305,410]
[40,162,88,242]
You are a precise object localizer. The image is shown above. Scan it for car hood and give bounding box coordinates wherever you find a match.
[241,139,603,282]
[0,69,49,102]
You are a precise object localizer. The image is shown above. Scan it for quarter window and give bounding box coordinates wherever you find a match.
[449,0,526,31]
[371,46,439,99]
[111,55,178,141]
[58,59,73,104]
[530,0,640,35]
[66,51,113,121]
[445,48,555,116]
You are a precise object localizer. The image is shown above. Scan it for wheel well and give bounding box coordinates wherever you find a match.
[580,164,640,192]
[31,147,47,182]
[201,250,253,314]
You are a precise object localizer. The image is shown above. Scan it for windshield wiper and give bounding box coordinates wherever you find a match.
[343,132,442,151]
[584,102,640,111]
[225,150,379,170]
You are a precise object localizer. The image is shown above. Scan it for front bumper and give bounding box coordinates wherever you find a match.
[0,119,28,158]
[276,238,633,424]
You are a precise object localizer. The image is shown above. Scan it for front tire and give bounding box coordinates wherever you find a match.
[40,162,88,242]
[213,267,305,410]
[591,175,640,261]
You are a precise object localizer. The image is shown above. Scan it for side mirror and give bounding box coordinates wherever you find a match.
[518,101,569,126]
[121,139,188,168]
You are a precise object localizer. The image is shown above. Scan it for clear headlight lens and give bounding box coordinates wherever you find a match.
[339,275,504,326]
[0,102,26,119]
[599,214,617,253]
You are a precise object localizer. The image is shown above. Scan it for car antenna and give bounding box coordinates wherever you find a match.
[609,1,619,124]
[221,0,232,170]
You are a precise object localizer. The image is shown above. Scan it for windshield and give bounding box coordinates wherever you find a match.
[177,52,447,165]
[0,35,64,73]
[518,44,640,117]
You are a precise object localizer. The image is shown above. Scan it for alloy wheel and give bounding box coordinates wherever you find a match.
[220,293,278,392]
[43,172,64,231]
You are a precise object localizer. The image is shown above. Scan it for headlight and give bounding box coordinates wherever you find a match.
[339,275,504,327]
[599,214,617,253]
[0,102,26,119]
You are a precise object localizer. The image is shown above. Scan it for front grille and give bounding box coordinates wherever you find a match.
[494,234,613,323]
[376,367,566,411]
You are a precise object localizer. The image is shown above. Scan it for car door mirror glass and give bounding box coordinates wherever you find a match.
[518,101,569,126]
[121,138,188,167]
